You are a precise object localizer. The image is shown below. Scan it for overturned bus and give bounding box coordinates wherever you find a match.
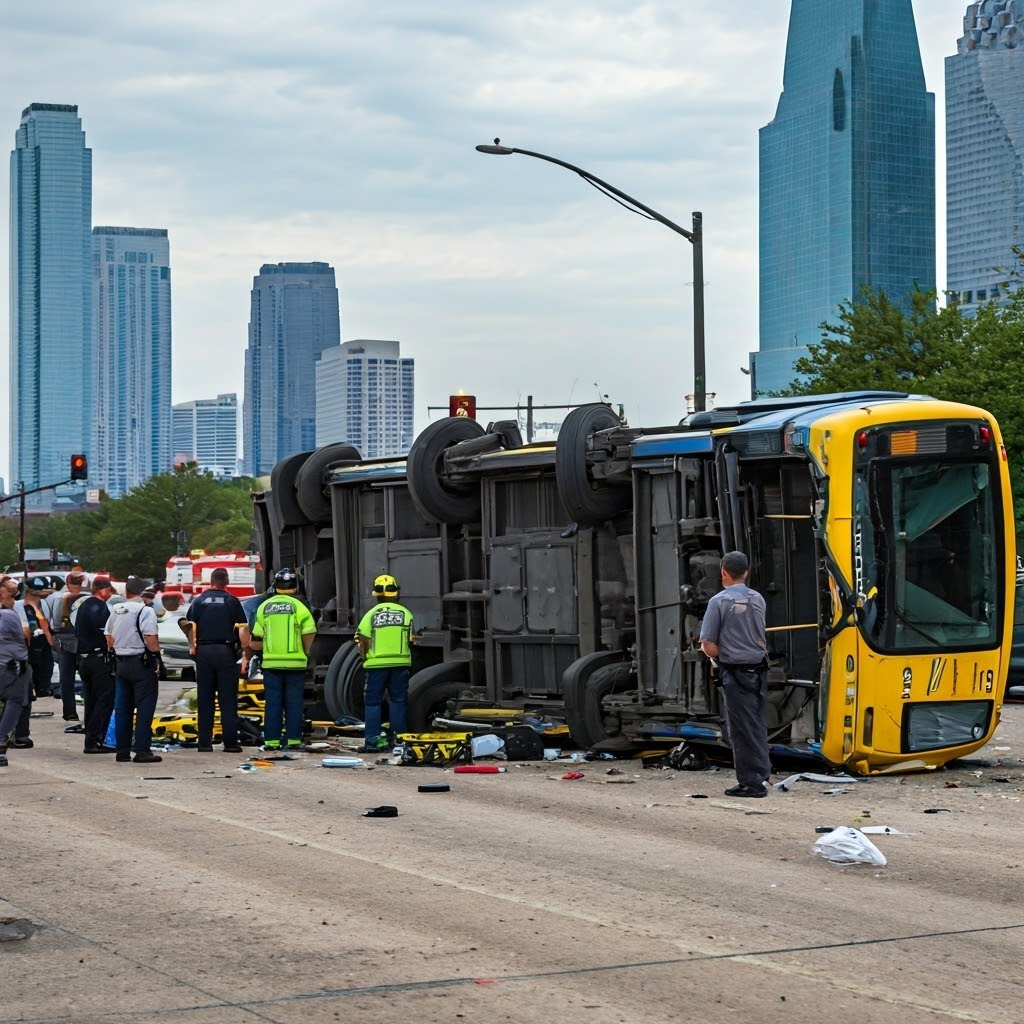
[255,391,1015,774]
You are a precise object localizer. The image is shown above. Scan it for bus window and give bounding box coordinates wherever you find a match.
[857,460,998,652]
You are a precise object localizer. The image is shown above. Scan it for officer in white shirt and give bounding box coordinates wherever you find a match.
[104,576,162,764]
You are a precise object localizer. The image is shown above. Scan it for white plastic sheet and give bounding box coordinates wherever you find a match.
[773,771,859,792]
[811,825,887,866]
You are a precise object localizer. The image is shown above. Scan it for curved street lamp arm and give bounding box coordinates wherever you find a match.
[477,144,694,243]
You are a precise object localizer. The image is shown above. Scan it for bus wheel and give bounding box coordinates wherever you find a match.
[296,444,361,525]
[407,417,486,524]
[324,643,364,721]
[270,450,314,527]
[565,660,633,749]
[406,663,470,731]
[555,404,630,525]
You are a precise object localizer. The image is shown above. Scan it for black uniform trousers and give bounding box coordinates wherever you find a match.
[719,663,772,789]
[78,651,115,750]
[195,643,240,747]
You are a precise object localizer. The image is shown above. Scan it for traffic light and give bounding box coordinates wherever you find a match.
[70,454,88,481]
[449,394,476,419]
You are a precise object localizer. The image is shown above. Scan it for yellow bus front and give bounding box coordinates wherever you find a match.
[810,400,1014,773]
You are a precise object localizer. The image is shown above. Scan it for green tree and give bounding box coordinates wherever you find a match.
[93,466,254,581]
[785,284,966,395]
[785,258,1024,523]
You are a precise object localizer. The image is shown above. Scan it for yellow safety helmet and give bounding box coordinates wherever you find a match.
[373,573,399,596]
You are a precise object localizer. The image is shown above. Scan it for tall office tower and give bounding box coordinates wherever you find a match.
[9,103,92,507]
[754,1,936,394]
[172,393,239,477]
[315,340,414,458]
[946,2,1024,313]
[243,262,340,476]
[92,227,172,497]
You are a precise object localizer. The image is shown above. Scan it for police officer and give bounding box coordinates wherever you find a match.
[185,567,247,753]
[105,576,163,764]
[699,550,771,798]
[45,570,87,721]
[0,575,30,768]
[249,569,315,751]
[76,576,117,754]
[354,574,413,752]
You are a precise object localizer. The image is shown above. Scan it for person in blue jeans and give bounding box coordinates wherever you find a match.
[354,574,414,752]
[249,569,315,751]
[104,576,163,764]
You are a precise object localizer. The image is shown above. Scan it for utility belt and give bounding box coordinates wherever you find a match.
[4,659,27,673]
[197,640,236,646]
[719,660,768,672]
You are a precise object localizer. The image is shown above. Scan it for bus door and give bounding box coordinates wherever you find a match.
[633,455,719,714]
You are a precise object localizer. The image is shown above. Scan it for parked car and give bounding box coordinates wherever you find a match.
[1007,584,1024,701]
[157,593,195,681]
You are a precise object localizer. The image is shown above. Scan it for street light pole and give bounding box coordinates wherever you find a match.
[476,141,706,413]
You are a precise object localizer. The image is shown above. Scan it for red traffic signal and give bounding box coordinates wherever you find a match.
[70,454,88,481]
[449,395,476,419]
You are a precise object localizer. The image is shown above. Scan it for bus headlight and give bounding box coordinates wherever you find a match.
[903,701,993,752]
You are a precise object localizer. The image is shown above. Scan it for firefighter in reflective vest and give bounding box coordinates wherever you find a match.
[354,574,413,752]
[249,568,316,751]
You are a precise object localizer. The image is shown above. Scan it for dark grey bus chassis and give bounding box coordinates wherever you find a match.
[252,401,835,761]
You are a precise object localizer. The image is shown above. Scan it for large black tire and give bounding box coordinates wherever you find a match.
[564,659,633,749]
[407,417,486,524]
[555,404,630,525]
[323,643,366,721]
[406,662,471,732]
[269,451,314,528]
[295,443,362,525]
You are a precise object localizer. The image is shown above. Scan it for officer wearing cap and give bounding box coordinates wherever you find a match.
[699,550,771,798]
[249,569,315,751]
[105,576,163,764]
[75,576,117,754]
[354,574,414,752]
[185,567,247,753]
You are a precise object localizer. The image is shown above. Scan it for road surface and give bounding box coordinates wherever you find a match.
[3,691,1023,1023]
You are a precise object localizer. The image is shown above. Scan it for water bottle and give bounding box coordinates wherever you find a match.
[470,734,503,757]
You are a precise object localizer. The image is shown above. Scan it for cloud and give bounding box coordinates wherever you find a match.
[0,1,968,483]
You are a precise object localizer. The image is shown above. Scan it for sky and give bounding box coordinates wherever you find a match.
[0,1,976,481]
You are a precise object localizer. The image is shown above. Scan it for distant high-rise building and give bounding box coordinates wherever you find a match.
[92,227,172,497]
[946,2,1024,313]
[754,1,936,394]
[243,262,341,476]
[9,103,92,507]
[316,340,415,458]
[173,393,238,477]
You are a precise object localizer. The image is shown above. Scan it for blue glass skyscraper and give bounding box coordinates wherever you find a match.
[92,226,172,497]
[754,1,936,394]
[946,2,1024,313]
[9,103,92,505]
[243,262,341,476]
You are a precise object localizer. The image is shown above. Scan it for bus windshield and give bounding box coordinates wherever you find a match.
[856,459,998,652]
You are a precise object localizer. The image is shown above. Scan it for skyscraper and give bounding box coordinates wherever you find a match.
[243,262,341,476]
[316,340,415,458]
[754,1,936,394]
[946,2,1024,313]
[9,103,92,506]
[173,393,239,477]
[91,227,172,497]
